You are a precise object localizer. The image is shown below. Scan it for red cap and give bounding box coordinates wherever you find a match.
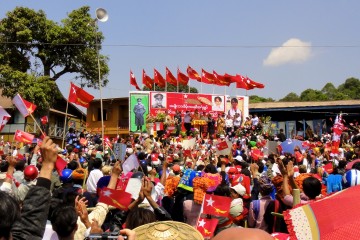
[173,164,180,172]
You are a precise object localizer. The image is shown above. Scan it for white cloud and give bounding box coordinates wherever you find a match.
[263,38,312,66]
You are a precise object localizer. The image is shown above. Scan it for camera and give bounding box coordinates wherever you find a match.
[86,232,127,239]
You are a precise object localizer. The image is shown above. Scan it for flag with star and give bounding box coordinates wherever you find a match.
[165,67,177,86]
[201,193,232,217]
[12,93,37,117]
[177,67,189,86]
[213,71,230,86]
[201,69,216,84]
[187,65,201,82]
[154,68,166,88]
[130,70,141,90]
[0,106,11,132]
[142,69,154,89]
[68,82,95,108]
[196,217,218,238]
[14,130,35,144]
[98,187,132,210]
[235,74,254,90]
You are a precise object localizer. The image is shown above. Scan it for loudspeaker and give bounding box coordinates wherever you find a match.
[95,8,108,22]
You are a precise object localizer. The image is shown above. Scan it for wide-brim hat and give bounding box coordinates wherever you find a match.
[133,221,203,240]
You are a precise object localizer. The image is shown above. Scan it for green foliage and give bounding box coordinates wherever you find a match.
[249,95,275,103]
[337,77,360,100]
[0,6,109,111]
[300,89,328,101]
[144,84,198,93]
[279,92,300,102]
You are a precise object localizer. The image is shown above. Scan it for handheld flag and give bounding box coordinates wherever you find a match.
[201,193,232,217]
[196,218,218,238]
[12,94,37,117]
[98,187,132,210]
[0,106,11,132]
[14,130,35,144]
[40,116,48,125]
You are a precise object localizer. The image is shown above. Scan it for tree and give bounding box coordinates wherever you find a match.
[0,6,109,112]
[144,84,198,93]
[249,95,275,103]
[300,89,328,101]
[279,92,300,102]
[337,77,360,100]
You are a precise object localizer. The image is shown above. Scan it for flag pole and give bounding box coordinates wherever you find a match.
[29,113,45,137]
[177,66,179,93]
[61,97,70,149]
[224,86,226,95]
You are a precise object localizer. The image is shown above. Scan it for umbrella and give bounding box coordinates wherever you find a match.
[284,185,360,240]
[280,139,305,154]
[346,159,360,171]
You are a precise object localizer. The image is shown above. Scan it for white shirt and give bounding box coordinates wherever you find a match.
[86,169,103,193]
[228,108,241,118]
[252,116,259,126]
[184,113,192,123]
[234,116,242,127]
[225,119,233,128]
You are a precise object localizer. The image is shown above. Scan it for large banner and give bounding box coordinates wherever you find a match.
[129,93,149,132]
[129,91,248,132]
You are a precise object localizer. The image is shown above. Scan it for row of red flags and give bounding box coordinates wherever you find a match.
[130,65,265,91]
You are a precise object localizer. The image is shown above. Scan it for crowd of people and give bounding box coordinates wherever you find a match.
[0,111,360,240]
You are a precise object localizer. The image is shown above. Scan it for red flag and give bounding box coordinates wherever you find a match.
[201,69,216,84]
[251,149,264,161]
[154,69,166,88]
[216,141,229,151]
[40,116,48,125]
[79,138,88,146]
[0,106,11,132]
[55,156,68,176]
[98,187,132,210]
[245,77,265,89]
[68,83,95,108]
[130,70,141,90]
[235,75,254,90]
[196,218,218,238]
[12,93,37,117]
[14,130,34,144]
[187,66,201,82]
[213,71,230,86]
[177,68,189,86]
[165,67,177,86]
[142,69,153,89]
[202,193,232,217]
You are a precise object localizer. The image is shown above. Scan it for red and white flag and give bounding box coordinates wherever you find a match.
[68,83,94,108]
[98,187,132,210]
[201,193,232,217]
[14,130,35,144]
[40,116,48,125]
[196,218,218,238]
[12,93,37,117]
[122,154,139,174]
[130,70,141,90]
[0,106,11,132]
[216,141,229,151]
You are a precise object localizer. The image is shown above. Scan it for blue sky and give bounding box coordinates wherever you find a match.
[1,1,360,101]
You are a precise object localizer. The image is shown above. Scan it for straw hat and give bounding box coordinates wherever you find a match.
[133,221,203,240]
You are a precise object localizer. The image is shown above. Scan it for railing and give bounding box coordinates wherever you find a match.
[25,123,65,138]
